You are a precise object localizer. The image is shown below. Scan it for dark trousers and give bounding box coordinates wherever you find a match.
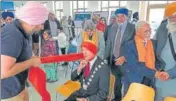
[55,41,59,55]
[61,48,66,54]
[111,62,122,101]
[64,91,87,101]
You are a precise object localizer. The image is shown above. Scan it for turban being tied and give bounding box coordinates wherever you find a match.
[165,2,176,17]
[15,1,49,25]
[2,11,14,20]
[81,41,98,55]
[115,8,129,16]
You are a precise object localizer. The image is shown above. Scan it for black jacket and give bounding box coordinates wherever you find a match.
[44,19,61,30]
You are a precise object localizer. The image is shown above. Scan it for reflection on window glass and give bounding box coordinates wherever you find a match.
[102,1,108,7]
[109,1,119,7]
[120,1,127,7]
[149,8,165,39]
[78,1,84,8]
[73,1,77,9]
[149,1,167,4]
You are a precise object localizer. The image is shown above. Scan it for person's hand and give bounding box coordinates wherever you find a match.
[77,60,88,72]
[29,56,41,67]
[155,71,169,81]
[115,56,126,66]
[76,98,87,101]
[48,38,53,41]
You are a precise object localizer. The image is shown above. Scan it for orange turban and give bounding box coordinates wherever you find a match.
[165,2,176,17]
[81,41,98,55]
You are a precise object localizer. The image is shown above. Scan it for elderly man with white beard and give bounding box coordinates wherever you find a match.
[154,2,176,101]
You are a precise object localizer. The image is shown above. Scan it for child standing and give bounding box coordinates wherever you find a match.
[41,30,58,82]
[53,27,68,65]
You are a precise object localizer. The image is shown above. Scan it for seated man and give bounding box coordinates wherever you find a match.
[65,41,110,101]
[119,21,159,95]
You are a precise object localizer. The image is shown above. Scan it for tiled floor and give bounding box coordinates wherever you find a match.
[28,63,75,101]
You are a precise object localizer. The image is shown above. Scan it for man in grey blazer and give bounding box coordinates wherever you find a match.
[65,41,110,101]
[104,8,135,101]
[154,2,176,101]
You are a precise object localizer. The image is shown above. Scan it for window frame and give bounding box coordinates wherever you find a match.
[54,1,64,20]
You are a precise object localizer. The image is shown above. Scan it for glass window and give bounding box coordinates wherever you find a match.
[56,11,60,16]
[78,1,84,8]
[120,1,127,7]
[73,1,77,9]
[77,9,84,12]
[149,1,167,4]
[43,3,47,7]
[61,12,63,17]
[168,1,176,3]
[109,8,117,12]
[149,8,165,39]
[55,1,63,9]
[102,8,108,11]
[57,17,60,20]
[85,1,88,8]
[109,1,119,7]
[74,9,78,13]
[102,1,108,7]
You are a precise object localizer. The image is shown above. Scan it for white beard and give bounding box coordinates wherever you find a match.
[167,21,176,34]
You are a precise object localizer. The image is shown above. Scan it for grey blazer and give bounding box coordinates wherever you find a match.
[155,19,168,70]
[71,57,110,101]
[104,22,135,65]
[155,19,176,79]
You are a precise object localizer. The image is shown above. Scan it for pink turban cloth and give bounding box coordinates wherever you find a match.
[15,1,49,25]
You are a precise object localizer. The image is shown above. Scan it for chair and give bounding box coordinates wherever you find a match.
[164,97,176,101]
[122,83,155,101]
[56,80,81,101]
[107,74,116,101]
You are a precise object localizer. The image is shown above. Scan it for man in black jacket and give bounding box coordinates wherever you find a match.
[44,12,61,54]
[44,12,61,36]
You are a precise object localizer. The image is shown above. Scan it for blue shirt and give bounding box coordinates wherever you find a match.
[1,19,32,99]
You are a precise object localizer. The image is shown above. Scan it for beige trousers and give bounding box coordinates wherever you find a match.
[1,88,29,101]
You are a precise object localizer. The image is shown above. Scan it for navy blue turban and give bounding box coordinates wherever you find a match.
[2,11,14,20]
[115,8,129,16]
